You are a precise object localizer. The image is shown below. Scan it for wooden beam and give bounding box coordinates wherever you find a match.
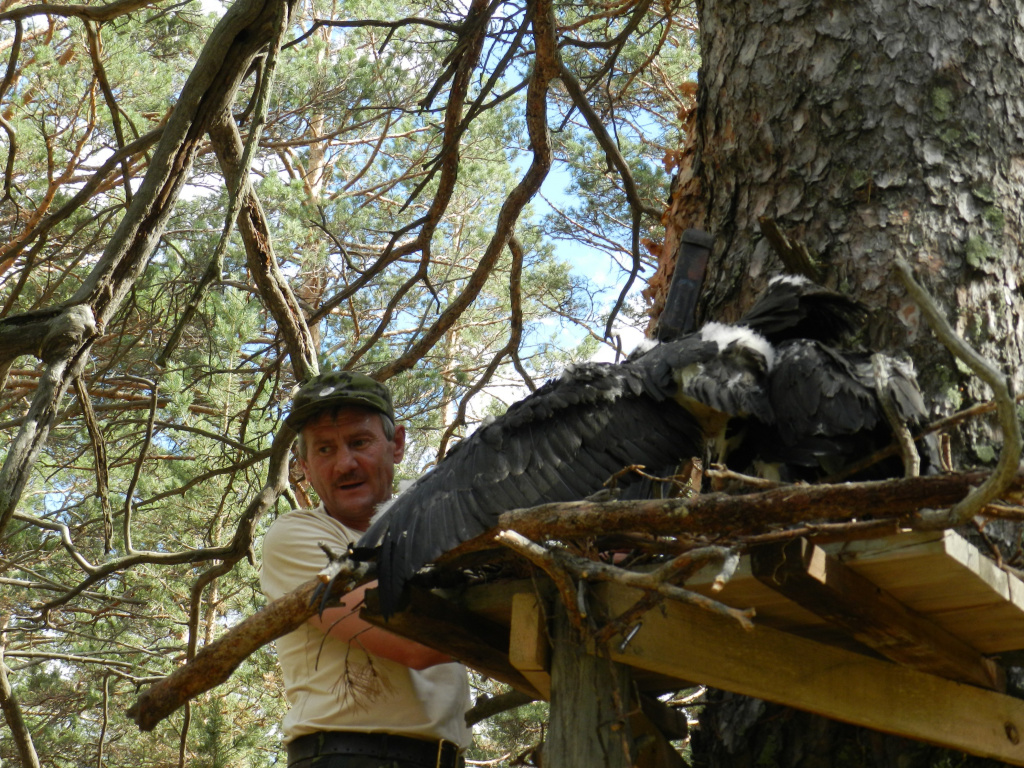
[508,592,552,700]
[594,582,1024,766]
[750,537,1005,691]
[361,587,543,700]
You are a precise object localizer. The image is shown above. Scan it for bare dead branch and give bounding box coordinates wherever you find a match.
[127,558,371,731]
[498,469,1024,542]
[895,258,1024,529]
[497,530,587,633]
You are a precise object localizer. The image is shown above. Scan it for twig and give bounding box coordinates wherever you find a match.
[706,466,786,490]
[737,517,902,546]
[981,503,1024,522]
[894,259,1023,528]
[497,531,585,633]
[498,531,754,633]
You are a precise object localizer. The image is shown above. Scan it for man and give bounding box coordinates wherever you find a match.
[261,371,471,768]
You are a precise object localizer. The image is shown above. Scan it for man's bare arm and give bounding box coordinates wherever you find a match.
[310,581,452,670]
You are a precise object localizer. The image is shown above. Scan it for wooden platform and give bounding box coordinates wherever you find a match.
[362,528,1024,765]
[688,530,1024,661]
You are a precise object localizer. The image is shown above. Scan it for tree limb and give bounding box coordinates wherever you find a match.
[127,559,371,731]
[894,259,1024,528]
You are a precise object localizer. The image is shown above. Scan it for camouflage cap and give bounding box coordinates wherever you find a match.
[285,371,394,429]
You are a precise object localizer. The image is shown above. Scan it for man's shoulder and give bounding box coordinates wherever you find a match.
[261,507,355,598]
[265,506,357,544]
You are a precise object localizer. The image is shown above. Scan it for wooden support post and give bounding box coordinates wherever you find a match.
[751,537,1005,691]
[547,601,636,768]
[509,592,552,699]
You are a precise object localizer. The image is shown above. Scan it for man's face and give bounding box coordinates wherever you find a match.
[297,408,406,531]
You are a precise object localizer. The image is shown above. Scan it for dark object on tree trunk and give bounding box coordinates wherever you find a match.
[656,228,715,340]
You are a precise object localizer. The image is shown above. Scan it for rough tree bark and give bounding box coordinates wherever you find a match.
[654,1,1024,765]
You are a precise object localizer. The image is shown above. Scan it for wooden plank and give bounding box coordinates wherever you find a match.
[594,581,1024,766]
[361,587,543,699]
[751,538,1005,691]
[836,532,1024,653]
[685,530,1024,656]
[509,592,552,699]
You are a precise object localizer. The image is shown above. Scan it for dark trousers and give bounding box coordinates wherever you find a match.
[286,732,464,768]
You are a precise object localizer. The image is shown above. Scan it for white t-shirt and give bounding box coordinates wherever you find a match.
[260,506,472,746]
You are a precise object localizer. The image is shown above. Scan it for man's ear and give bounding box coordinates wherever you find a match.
[392,424,406,464]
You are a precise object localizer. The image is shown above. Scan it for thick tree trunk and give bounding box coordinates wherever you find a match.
[666,0,1024,429]
[656,0,1024,765]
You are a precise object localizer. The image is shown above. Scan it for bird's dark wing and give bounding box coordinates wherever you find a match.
[739,275,867,344]
[769,340,880,443]
[634,329,773,420]
[358,362,705,617]
[761,340,937,479]
[759,339,881,476]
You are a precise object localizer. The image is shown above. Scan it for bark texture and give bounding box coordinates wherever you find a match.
[656,1,1024,765]
[666,0,1024,447]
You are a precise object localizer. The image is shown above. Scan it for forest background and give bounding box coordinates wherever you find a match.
[0,0,698,764]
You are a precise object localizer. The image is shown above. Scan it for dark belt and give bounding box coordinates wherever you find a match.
[287,731,462,768]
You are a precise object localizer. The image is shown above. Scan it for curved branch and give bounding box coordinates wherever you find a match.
[284,15,462,50]
[373,0,557,381]
[436,233,532,457]
[894,259,1024,529]
[84,21,133,205]
[556,62,660,340]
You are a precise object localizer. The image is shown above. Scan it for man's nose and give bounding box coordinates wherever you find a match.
[332,447,359,472]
